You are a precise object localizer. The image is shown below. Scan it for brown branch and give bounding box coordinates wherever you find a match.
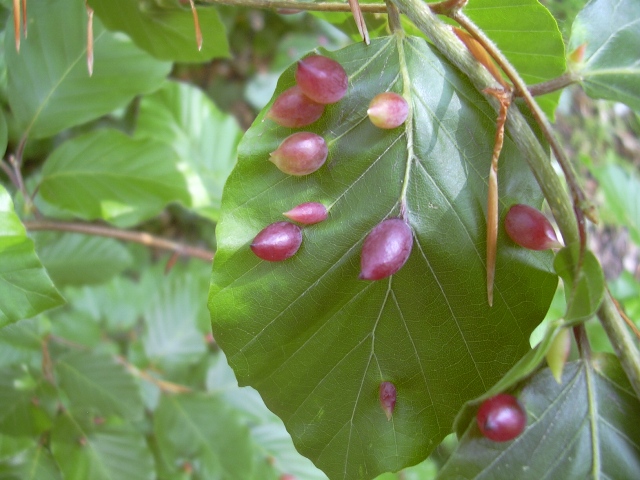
[23,219,214,262]
[521,72,582,98]
[116,356,192,394]
[201,0,388,12]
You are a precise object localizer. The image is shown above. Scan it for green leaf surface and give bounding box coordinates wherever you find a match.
[136,81,242,221]
[39,129,190,227]
[0,366,53,436]
[437,355,640,479]
[0,111,6,156]
[591,162,640,246]
[554,245,605,323]
[569,0,640,110]
[142,274,208,368]
[88,0,230,62]
[0,185,64,327]
[0,317,49,369]
[55,350,144,421]
[5,0,171,140]
[33,232,133,286]
[153,393,254,479]
[51,414,154,480]
[3,444,62,480]
[209,36,557,479]
[463,0,566,118]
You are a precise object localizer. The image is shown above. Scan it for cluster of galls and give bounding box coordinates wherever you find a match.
[251,54,413,281]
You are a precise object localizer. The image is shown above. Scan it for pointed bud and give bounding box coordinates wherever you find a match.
[367,92,409,129]
[267,86,325,128]
[295,55,348,104]
[270,132,328,176]
[504,204,563,250]
[546,328,571,383]
[283,202,328,225]
[250,222,302,262]
[360,218,413,280]
[379,381,397,421]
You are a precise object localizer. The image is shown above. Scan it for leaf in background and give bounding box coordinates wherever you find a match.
[590,162,640,246]
[51,414,154,480]
[136,81,242,221]
[209,36,557,479]
[0,185,64,327]
[5,0,171,140]
[88,0,230,62]
[3,444,62,480]
[0,317,49,369]
[0,366,53,436]
[554,245,605,324]
[142,273,207,368]
[154,393,254,479]
[609,271,640,324]
[463,0,566,118]
[569,0,640,110]
[33,232,133,286]
[39,129,190,228]
[437,355,640,479]
[206,353,329,480]
[55,350,144,421]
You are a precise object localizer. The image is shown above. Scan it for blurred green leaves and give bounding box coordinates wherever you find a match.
[5,0,171,140]
[0,185,64,327]
[570,0,640,111]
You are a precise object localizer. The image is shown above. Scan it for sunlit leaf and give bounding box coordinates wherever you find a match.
[39,129,190,228]
[438,355,640,479]
[209,36,557,479]
[51,414,154,480]
[569,0,640,110]
[0,185,64,327]
[463,0,566,118]
[55,350,144,421]
[136,81,242,221]
[5,0,171,139]
[88,0,230,62]
[33,232,133,286]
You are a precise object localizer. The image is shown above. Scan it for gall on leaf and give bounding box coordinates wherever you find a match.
[504,204,562,251]
[367,92,409,129]
[250,222,303,262]
[283,202,328,225]
[269,132,328,176]
[267,86,325,128]
[379,381,397,421]
[359,218,413,281]
[476,393,527,442]
[295,55,348,104]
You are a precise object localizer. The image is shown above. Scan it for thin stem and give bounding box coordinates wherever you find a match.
[523,72,582,98]
[385,0,402,33]
[598,292,640,398]
[390,0,579,247]
[1,159,18,186]
[453,12,595,234]
[201,0,388,12]
[115,356,193,394]
[23,219,214,261]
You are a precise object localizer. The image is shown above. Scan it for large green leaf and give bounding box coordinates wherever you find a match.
[437,355,640,479]
[88,0,230,62]
[2,444,62,480]
[569,0,640,110]
[463,0,566,118]
[51,414,154,480]
[38,129,190,227]
[209,36,557,479]
[136,81,242,221]
[55,350,145,421]
[5,0,171,140]
[0,366,53,436]
[33,232,133,286]
[153,393,254,479]
[0,317,49,369]
[0,185,64,327]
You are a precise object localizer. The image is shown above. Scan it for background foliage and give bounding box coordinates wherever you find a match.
[0,0,639,478]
